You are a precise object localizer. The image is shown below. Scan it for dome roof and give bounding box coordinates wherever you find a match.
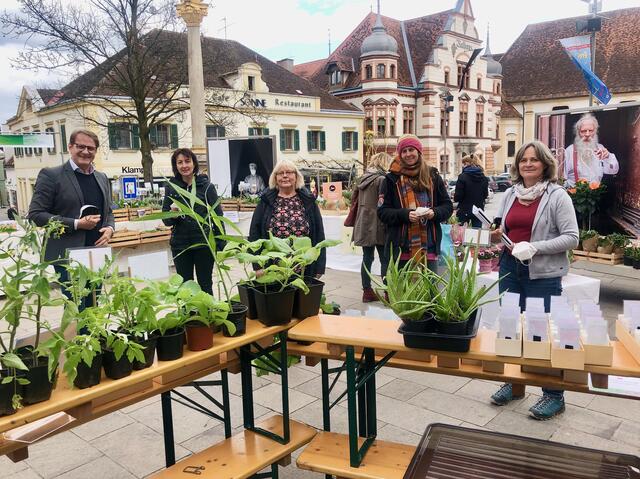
[360,14,398,57]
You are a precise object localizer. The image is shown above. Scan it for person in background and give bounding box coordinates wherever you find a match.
[240,162,266,197]
[454,153,489,227]
[28,128,114,309]
[490,140,578,420]
[162,148,224,295]
[249,159,326,278]
[378,134,453,272]
[353,152,392,302]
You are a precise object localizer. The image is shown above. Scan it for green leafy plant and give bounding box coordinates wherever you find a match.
[252,335,300,378]
[319,294,341,315]
[567,180,606,230]
[607,233,630,249]
[477,248,494,261]
[624,246,635,258]
[579,229,598,241]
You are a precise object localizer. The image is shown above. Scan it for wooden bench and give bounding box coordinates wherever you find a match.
[297,431,414,479]
[151,415,316,479]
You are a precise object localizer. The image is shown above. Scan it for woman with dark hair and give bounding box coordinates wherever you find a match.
[454,153,489,227]
[378,134,453,272]
[162,147,224,294]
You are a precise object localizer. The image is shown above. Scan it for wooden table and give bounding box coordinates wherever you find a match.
[288,314,640,475]
[0,320,296,471]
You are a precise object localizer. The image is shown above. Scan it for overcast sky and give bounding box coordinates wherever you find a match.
[2,0,639,125]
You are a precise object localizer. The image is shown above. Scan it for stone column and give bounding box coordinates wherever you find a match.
[176,1,208,162]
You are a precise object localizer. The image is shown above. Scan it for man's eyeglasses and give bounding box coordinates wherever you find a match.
[276,171,296,177]
[72,143,97,153]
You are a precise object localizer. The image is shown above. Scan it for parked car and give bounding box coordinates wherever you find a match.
[488,175,512,192]
[496,172,512,180]
[447,179,457,199]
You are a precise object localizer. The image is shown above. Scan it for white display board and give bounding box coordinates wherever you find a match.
[207,138,232,196]
[67,246,112,271]
[127,251,170,280]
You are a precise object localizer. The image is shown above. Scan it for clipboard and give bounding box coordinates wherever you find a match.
[472,205,514,249]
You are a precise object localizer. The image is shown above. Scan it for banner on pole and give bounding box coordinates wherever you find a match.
[0,134,55,148]
[559,35,611,105]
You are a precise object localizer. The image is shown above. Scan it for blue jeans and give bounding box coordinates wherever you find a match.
[361,245,387,289]
[499,254,564,400]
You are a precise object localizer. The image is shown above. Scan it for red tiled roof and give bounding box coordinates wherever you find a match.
[500,100,522,119]
[501,7,640,102]
[293,58,327,80]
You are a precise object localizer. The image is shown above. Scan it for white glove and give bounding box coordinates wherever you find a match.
[512,241,537,263]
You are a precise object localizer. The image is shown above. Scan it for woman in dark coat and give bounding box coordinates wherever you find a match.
[378,135,453,272]
[162,148,224,295]
[454,153,489,227]
[249,159,326,278]
[353,152,392,302]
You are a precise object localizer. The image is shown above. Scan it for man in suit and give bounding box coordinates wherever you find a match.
[28,128,115,306]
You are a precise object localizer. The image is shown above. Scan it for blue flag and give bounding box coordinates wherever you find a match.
[560,35,611,105]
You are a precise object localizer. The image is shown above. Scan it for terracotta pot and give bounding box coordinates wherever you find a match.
[491,256,500,272]
[478,259,493,272]
[582,236,598,252]
[185,322,214,351]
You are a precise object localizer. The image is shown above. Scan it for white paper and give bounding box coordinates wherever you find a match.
[67,246,112,271]
[128,251,170,280]
[526,297,545,312]
[472,206,514,248]
[463,228,490,246]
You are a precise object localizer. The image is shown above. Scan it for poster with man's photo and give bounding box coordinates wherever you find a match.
[537,102,640,234]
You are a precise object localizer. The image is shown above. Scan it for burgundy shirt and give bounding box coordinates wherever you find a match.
[504,196,542,245]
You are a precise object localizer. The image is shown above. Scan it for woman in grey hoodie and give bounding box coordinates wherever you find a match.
[352,152,392,302]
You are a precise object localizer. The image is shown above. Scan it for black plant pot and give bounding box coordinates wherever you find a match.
[435,310,476,336]
[23,357,57,405]
[0,370,23,416]
[293,278,325,319]
[401,312,437,333]
[102,348,133,380]
[238,282,258,319]
[133,334,158,371]
[253,285,296,326]
[624,256,634,266]
[74,352,103,389]
[634,258,640,270]
[224,302,248,337]
[157,328,185,361]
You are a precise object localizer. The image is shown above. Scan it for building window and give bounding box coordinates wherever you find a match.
[495,82,501,95]
[60,124,67,152]
[376,117,386,137]
[45,127,56,154]
[459,101,468,137]
[476,77,482,90]
[249,127,269,136]
[206,125,226,138]
[496,122,500,140]
[342,131,358,151]
[457,64,469,89]
[403,109,414,134]
[389,116,396,136]
[365,65,372,79]
[33,130,43,156]
[365,117,373,131]
[248,76,255,91]
[440,100,449,137]
[507,140,516,157]
[279,128,300,151]
[390,64,396,78]
[475,106,484,137]
[440,154,449,173]
[376,64,385,78]
[307,130,326,151]
[330,70,342,85]
[15,147,23,157]
[444,70,450,85]
[108,123,132,149]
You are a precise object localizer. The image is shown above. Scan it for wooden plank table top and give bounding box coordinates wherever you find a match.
[0,320,295,434]
[288,315,640,377]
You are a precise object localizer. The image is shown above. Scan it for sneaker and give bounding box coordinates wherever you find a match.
[490,383,524,406]
[529,395,565,420]
[362,288,378,303]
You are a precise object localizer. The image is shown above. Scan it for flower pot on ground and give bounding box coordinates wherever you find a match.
[634,258,640,270]
[253,285,296,326]
[580,230,599,252]
[608,233,630,256]
[185,322,214,351]
[102,348,133,380]
[224,302,248,337]
[237,282,258,319]
[157,328,186,361]
[597,236,613,254]
[293,278,325,319]
[319,294,341,316]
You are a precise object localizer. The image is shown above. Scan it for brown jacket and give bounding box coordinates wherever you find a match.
[353,171,386,246]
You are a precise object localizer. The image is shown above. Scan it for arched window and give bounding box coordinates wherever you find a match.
[476,77,482,90]
[390,64,396,78]
[444,70,450,85]
[377,117,386,137]
[365,117,373,131]
[376,64,385,78]
[496,82,501,95]
[365,65,373,79]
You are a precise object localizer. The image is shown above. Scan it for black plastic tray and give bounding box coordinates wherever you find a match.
[398,311,480,352]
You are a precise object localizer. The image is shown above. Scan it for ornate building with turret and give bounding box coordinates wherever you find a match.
[293,0,504,176]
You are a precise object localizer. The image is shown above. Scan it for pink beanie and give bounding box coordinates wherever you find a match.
[396,134,423,155]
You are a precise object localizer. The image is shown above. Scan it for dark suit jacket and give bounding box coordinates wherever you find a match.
[27,161,115,262]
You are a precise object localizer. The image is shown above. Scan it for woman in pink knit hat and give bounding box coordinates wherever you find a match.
[377,134,453,272]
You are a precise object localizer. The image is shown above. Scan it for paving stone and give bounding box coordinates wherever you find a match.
[612,420,640,448]
[24,431,102,479]
[455,379,530,411]
[378,378,427,402]
[554,404,621,439]
[120,394,160,414]
[408,388,501,426]
[290,399,352,434]
[226,369,272,396]
[375,394,461,435]
[52,455,135,479]
[72,411,134,441]
[252,382,316,413]
[0,455,30,476]
[265,364,318,388]
[550,427,640,456]
[485,410,558,440]
[6,469,42,479]
[376,423,422,446]
[179,422,227,454]
[90,422,189,478]
[587,394,640,422]
[380,368,470,393]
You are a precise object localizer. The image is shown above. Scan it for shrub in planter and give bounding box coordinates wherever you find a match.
[477,249,494,273]
[319,294,341,315]
[608,233,630,256]
[624,246,635,267]
[580,230,599,252]
[597,236,613,255]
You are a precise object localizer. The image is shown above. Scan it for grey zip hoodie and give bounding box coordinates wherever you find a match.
[496,183,579,279]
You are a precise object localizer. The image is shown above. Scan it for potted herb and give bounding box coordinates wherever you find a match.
[607,233,630,256]
[624,246,635,266]
[477,249,494,272]
[580,230,599,252]
[320,294,341,315]
[597,236,613,254]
